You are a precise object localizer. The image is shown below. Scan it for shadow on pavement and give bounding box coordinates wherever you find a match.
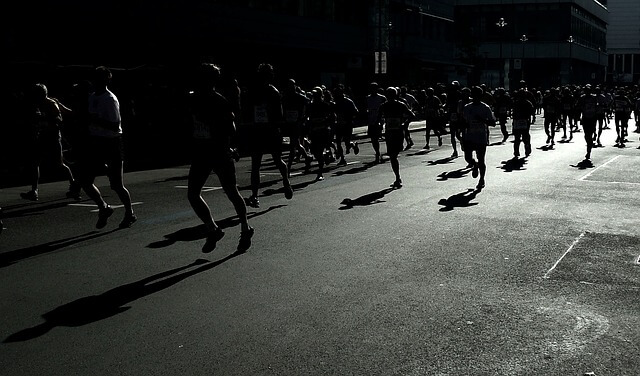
[147,205,285,249]
[3,257,241,343]
[1,198,82,219]
[570,159,594,170]
[436,167,471,181]
[425,156,457,166]
[332,161,378,176]
[339,187,395,210]
[0,229,121,268]
[154,175,189,183]
[438,188,480,212]
[537,145,555,152]
[499,157,527,172]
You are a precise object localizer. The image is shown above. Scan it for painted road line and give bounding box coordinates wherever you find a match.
[175,185,222,192]
[578,155,620,181]
[68,202,144,213]
[543,231,587,279]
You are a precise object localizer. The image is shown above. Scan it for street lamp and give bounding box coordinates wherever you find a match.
[496,18,508,87]
[520,34,528,81]
[567,35,574,84]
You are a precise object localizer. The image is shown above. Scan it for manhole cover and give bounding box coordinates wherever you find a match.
[546,232,640,287]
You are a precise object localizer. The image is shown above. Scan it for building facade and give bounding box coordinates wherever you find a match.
[455,0,608,89]
[606,0,640,84]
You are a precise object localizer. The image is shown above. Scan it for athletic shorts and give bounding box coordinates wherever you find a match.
[385,130,404,156]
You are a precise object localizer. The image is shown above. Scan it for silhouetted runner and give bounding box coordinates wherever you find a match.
[187,63,253,253]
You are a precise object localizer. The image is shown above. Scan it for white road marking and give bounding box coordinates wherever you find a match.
[175,185,222,192]
[68,202,144,212]
[578,155,620,181]
[543,231,587,279]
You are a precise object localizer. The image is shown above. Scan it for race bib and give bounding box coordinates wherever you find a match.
[254,105,269,124]
[192,117,211,139]
[450,112,459,122]
[385,117,403,131]
[513,119,528,130]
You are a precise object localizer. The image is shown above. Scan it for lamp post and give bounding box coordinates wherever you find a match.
[520,34,528,81]
[567,35,574,84]
[496,18,507,88]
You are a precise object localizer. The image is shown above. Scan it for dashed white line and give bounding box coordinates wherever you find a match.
[578,155,620,181]
[543,231,587,279]
[175,185,222,192]
[68,202,144,212]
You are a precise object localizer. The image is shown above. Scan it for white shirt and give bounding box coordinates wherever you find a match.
[88,89,122,138]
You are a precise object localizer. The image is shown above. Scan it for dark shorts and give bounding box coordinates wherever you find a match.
[368,124,383,138]
[190,146,236,181]
[248,126,283,156]
[34,135,64,164]
[309,127,330,155]
[385,130,404,156]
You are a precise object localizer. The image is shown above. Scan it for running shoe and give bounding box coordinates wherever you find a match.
[284,183,294,200]
[119,213,138,229]
[237,226,255,253]
[353,142,360,155]
[390,180,403,189]
[472,164,479,178]
[20,190,38,201]
[202,227,225,253]
[96,206,114,229]
[245,196,260,208]
[438,137,443,147]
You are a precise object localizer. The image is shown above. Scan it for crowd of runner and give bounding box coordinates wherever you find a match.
[3,63,640,249]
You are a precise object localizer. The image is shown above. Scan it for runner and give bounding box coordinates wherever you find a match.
[542,88,561,147]
[399,86,418,150]
[594,86,608,147]
[366,82,387,163]
[305,87,336,181]
[79,66,136,229]
[461,86,496,190]
[613,88,633,147]
[282,78,311,172]
[511,89,535,158]
[559,87,575,141]
[20,83,81,201]
[493,87,512,143]
[186,63,253,253]
[446,81,463,158]
[378,87,415,188]
[422,87,444,150]
[576,84,599,160]
[245,63,293,208]
[333,84,360,166]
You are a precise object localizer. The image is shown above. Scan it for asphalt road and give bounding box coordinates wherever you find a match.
[1,117,639,376]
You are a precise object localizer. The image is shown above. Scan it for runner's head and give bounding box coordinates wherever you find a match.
[385,86,398,100]
[470,86,484,101]
[198,63,221,88]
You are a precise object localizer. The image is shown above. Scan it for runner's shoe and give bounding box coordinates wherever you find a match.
[96,206,114,229]
[20,190,38,201]
[237,226,255,253]
[353,142,359,155]
[390,180,403,189]
[119,213,137,228]
[202,227,224,253]
[245,196,260,208]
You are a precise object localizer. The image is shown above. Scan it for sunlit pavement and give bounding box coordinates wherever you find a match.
[1,117,639,375]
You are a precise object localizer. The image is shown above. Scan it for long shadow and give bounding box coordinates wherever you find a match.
[406,149,433,157]
[438,189,480,212]
[499,157,527,172]
[436,167,471,181]
[2,198,81,219]
[425,156,457,166]
[155,175,189,183]
[333,161,378,177]
[147,205,285,249]
[237,178,280,191]
[339,187,395,210]
[570,159,594,170]
[4,256,241,343]
[0,229,121,268]
[537,145,555,152]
